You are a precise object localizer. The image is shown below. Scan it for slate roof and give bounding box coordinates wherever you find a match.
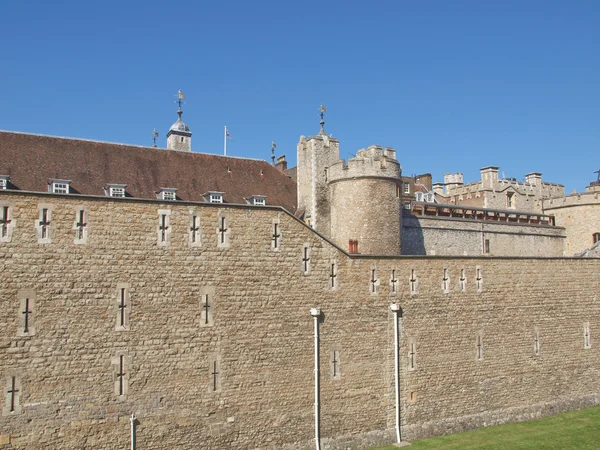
[0,131,298,212]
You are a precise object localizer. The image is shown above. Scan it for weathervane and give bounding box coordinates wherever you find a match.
[319,104,326,133]
[595,169,600,183]
[152,128,159,147]
[175,89,185,111]
[271,141,277,166]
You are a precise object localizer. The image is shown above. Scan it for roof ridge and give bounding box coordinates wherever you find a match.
[0,129,267,162]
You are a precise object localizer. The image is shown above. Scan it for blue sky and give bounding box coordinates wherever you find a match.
[1,0,598,193]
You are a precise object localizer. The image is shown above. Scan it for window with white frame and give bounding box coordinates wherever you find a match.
[157,188,177,201]
[106,184,127,198]
[404,182,410,194]
[50,180,71,194]
[247,196,266,206]
[415,192,423,202]
[0,176,8,190]
[204,192,224,203]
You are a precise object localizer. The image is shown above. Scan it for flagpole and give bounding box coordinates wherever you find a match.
[224,126,227,156]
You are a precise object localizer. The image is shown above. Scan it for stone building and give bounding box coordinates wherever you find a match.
[539,179,600,255]
[435,166,564,212]
[296,123,402,255]
[1,111,600,449]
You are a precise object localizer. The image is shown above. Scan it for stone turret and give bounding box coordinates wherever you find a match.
[328,145,402,255]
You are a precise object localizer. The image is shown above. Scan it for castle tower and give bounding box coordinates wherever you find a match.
[328,146,402,255]
[296,106,340,232]
[167,90,192,152]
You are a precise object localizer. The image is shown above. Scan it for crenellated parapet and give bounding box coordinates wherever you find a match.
[540,190,600,210]
[328,145,402,183]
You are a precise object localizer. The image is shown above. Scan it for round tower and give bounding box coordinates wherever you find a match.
[328,145,402,255]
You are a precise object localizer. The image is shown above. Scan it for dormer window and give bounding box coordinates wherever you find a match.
[157,188,177,201]
[246,195,266,206]
[105,184,127,198]
[49,179,71,194]
[203,192,224,204]
[0,176,8,190]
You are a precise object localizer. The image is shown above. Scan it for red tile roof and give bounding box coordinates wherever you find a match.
[0,131,298,212]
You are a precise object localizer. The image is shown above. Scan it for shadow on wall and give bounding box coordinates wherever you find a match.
[401,213,426,255]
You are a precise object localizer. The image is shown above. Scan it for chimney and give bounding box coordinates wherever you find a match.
[275,155,288,172]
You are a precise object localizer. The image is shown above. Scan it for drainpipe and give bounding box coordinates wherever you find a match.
[390,304,402,444]
[310,308,322,450]
[130,413,136,450]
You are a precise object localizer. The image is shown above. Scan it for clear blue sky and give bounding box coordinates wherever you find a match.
[1,0,598,193]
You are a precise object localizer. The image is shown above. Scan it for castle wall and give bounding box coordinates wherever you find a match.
[402,215,565,256]
[541,191,600,255]
[1,192,599,449]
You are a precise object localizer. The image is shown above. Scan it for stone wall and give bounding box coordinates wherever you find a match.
[402,215,565,257]
[1,191,599,449]
[541,191,600,256]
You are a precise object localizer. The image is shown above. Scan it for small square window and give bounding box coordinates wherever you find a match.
[210,194,223,203]
[163,191,176,201]
[53,183,69,194]
[0,177,7,190]
[49,180,71,194]
[110,187,125,198]
[253,197,265,206]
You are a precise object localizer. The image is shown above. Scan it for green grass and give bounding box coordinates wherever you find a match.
[372,405,600,449]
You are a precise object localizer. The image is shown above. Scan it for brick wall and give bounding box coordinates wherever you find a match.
[1,192,599,449]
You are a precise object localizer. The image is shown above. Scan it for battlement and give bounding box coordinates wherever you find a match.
[328,145,401,182]
[444,172,464,185]
[540,190,600,210]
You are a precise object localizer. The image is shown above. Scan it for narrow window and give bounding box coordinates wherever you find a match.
[3,376,22,415]
[115,284,130,331]
[73,208,88,244]
[404,182,410,194]
[0,205,14,242]
[157,210,171,246]
[390,269,398,295]
[410,269,418,295]
[271,220,281,250]
[18,289,36,337]
[407,338,416,371]
[200,287,215,327]
[533,328,540,356]
[476,266,483,292]
[442,268,450,293]
[209,356,221,392]
[506,191,515,209]
[459,268,467,292]
[370,268,379,295]
[113,353,129,399]
[476,332,484,361]
[302,243,311,275]
[189,212,200,246]
[217,214,230,248]
[593,233,600,244]
[329,260,337,290]
[330,347,341,380]
[484,239,490,254]
[36,206,52,243]
[584,323,591,349]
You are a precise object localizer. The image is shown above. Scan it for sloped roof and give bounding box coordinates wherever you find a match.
[0,131,297,212]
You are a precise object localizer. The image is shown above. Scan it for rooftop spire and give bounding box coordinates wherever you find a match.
[271,141,276,165]
[166,89,192,151]
[318,104,326,135]
[152,128,159,147]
